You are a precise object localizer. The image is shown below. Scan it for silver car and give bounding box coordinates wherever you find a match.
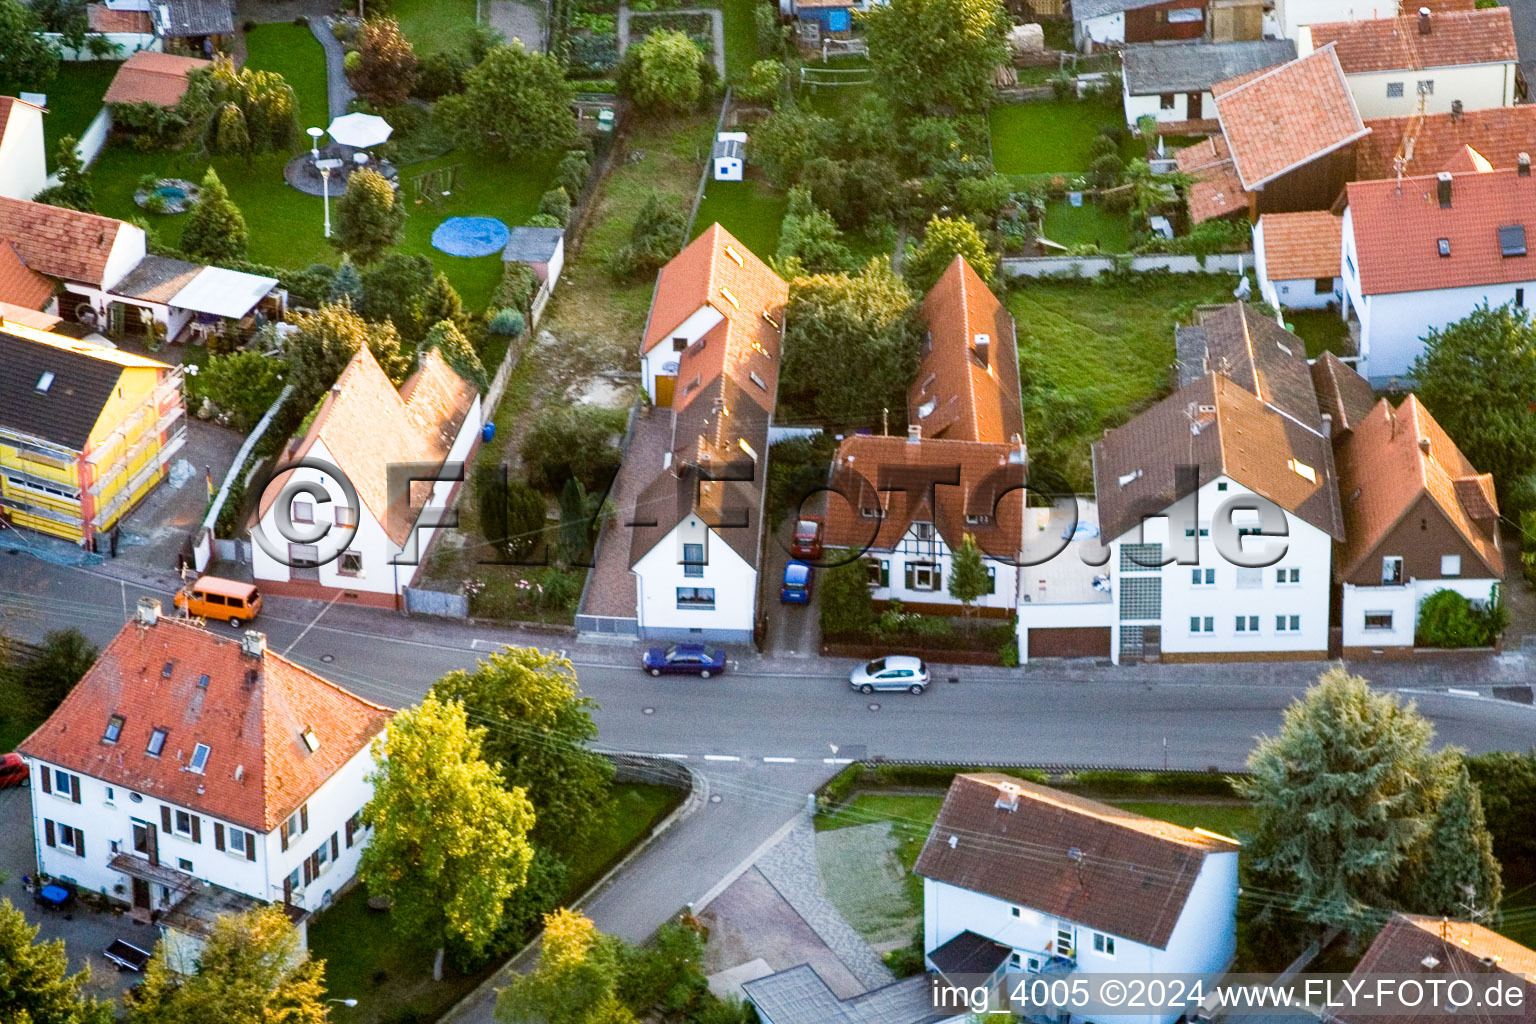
[849,656,931,695]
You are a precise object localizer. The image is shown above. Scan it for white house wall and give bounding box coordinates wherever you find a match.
[1076,11,1124,50]
[1269,277,1341,311]
[102,225,149,292]
[633,515,758,642]
[260,739,380,914]
[1124,88,1214,126]
[641,304,725,402]
[865,525,1020,613]
[0,103,47,201]
[1341,576,1501,649]
[1341,63,1518,120]
[1277,0,1397,41]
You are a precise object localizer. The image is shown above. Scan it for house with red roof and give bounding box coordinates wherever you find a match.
[18,600,392,951]
[1341,164,1536,384]
[1253,210,1344,310]
[251,346,482,608]
[822,257,1026,619]
[624,224,786,643]
[1300,5,1521,119]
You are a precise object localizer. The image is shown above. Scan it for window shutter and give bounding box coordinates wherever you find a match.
[904,564,915,589]
[330,833,339,859]
[246,835,257,862]
[345,817,356,848]
[40,769,50,794]
[71,776,80,804]
[161,806,172,833]
[214,823,225,851]
[300,805,308,833]
[880,561,889,587]
[303,857,313,885]
[190,816,201,844]
[283,875,293,904]
[74,830,85,857]
[280,821,289,852]
[44,820,55,847]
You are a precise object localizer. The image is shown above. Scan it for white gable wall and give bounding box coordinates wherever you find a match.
[641,304,724,403]
[865,523,1019,613]
[0,102,47,200]
[1275,0,1396,40]
[633,514,758,642]
[1125,86,1215,126]
[1340,63,1519,119]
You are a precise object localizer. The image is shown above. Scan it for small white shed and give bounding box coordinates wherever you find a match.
[713,131,747,181]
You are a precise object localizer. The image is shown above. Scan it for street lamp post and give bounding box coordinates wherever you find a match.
[306,125,324,162]
[320,166,332,238]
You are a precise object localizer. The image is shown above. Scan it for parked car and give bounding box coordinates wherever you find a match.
[0,752,27,789]
[1061,520,1100,541]
[643,643,727,678]
[791,517,823,559]
[781,561,812,604]
[848,656,931,695]
[174,575,262,627]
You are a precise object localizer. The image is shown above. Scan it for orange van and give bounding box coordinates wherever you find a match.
[173,576,262,627]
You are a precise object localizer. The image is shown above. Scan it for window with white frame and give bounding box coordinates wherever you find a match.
[1092,933,1115,956]
[146,728,167,757]
[1386,81,1404,97]
[52,769,78,801]
[57,823,85,856]
[907,563,940,591]
[1190,616,1214,633]
[227,827,251,858]
[1191,568,1215,586]
[174,810,196,837]
[188,743,210,774]
[338,551,364,577]
[1441,555,1462,577]
[676,587,715,609]
[1276,615,1300,632]
[683,543,705,578]
[1364,611,1394,631]
[913,522,935,542]
[291,500,314,524]
[1276,567,1300,584]
[1382,556,1404,585]
[1235,615,1259,633]
[334,504,357,527]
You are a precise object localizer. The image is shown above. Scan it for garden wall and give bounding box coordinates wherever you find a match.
[42,107,113,190]
[1001,251,1254,278]
[402,586,470,618]
[42,31,159,60]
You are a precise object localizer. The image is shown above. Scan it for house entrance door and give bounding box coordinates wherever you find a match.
[1186,92,1203,119]
[131,877,151,911]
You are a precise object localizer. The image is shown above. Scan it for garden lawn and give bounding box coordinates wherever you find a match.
[1042,198,1131,252]
[244,23,329,125]
[308,781,682,1024]
[0,61,119,171]
[720,0,758,78]
[1284,308,1352,359]
[798,56,874,117]
[393,0,482,54]
[1010,273,1239,489]
[693,178,786,255]
[990,100,1137,175]
[1112,802,1256,842]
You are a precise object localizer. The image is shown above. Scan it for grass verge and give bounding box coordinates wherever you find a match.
[1283,308,1352,359]
[989,100,1137,175]
[693,177,786,255]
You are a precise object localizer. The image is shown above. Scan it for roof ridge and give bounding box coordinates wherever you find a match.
[958,773,1227,848]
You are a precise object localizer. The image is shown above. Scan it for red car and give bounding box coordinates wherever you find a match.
[791,517,823,559]
[0,753,27,789]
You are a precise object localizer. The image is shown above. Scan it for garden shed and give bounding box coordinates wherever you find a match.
[712,132,747,181]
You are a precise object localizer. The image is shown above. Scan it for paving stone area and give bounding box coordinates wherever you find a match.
[756,816,895,992]
[816,821,918,951]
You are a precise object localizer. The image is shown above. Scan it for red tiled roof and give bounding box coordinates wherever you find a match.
[1175,135,1252,224]
[1334,391,1503,580]
[911,257,1023,446]
[102,50,211,107]
[1308,6,1518,74]
[1341,915,1536,1024]
[260,347,477,546]
[1344,166,1536,295]
[0,302,61,331]
[1258,211,1342,281]
[1356,106,1536,180]
[914,774,1237,950]
[641,223,786,360]
[0,239,55,310]
[1213,46,1368,190]
[18,616,392,834]
[88,4,153,32]
[0,196,127,287]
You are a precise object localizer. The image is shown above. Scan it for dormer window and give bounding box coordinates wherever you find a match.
[161,661,174,678]
[146,728,167,757]
[188,743,210,774]
[35,372,54,392]
[104,714,124,743]
[197,673,210,689]
[1500,225,1527,258]
[1437,238,1451,257]
[301,727,320,753]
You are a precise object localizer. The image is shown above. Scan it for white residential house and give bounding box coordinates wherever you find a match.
[1299,7,1521,119]
[251,346,481,609]
[0,96,47,201]
[1089,304,1342,664]
[1341,165,1536,387]
[17,601,392,959]
[627,224,787,643]
[1122,39,1296,126]
[916,774,1240,1024]
[1311,354,1505,658]
[1254,211,1344,311]
[1268,0,1398,42]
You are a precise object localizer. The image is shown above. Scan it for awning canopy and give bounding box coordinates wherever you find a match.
[168,266,279,319]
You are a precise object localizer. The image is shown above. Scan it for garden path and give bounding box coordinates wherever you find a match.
[617,3,727,79]
[489,0,546,50]
[310,16,359,118]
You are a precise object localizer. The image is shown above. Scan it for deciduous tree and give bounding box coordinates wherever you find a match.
[819,557,875,635]
[623,29,705,112]
[0,0,61,88]
[353,17,418,106]
[438,42,577,158]
[180,167,247,263]
[862,0,1008,114]
[0,899,112,1024]
[420,319,488,391]
[285,301,410,408]
[946,534,990,621]
[333,167,406,264]
[774,185,852,276]
[1466,750,1536,868]
[32,135,92,212]
[360,252,434,336]
[496,909,637,1024]
[360,694,536,981]
[430,647,613,855]
[18,629,98,720]
[903,216,994,293]
[780,258,921,428]
[1411,302,1536,512]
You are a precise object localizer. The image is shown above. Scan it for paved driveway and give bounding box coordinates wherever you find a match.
[0,786,162,1004]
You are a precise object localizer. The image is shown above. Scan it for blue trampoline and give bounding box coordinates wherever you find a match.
[431,216,511,257]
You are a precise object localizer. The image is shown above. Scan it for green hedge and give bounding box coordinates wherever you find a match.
[817,763,1241,804]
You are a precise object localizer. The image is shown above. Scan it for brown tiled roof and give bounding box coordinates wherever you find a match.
[102,50,211,107]
[88,4,153,32]
[1344,166,1536,296]
[260,347,477,547]
[1094,373,1344,544]
[1308,6,1518,74]
[0,239,55,310]
[1341,915,1536,1024]
[1310,350,1377,436]
[0,197,127,287]
[822,434,1025,560]
[18,616,392,834]
[1356,106,1536,181]
[1197,304,1323,431]
[1257,211,1343,281]
[914,774,1236,950]
[1213,46,1368,191]
[1334,391,1503,580]
[911,257,1023,446]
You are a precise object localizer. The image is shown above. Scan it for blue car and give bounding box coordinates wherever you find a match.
[781,561,812,604]
[643,643,727,678]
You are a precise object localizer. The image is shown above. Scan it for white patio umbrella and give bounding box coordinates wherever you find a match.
[326,112,393,149]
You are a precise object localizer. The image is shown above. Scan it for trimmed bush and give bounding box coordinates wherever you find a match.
[488,307,526,337]
[1415,587,1507,648]
[537,186,572,225]
[556,150,590,198]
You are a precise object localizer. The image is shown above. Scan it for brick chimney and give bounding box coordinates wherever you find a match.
[1437,171,1453,209]
[1520,152,1531,177]
[1418,6,1431,34]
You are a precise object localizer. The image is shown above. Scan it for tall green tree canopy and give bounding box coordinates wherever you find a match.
[421,319,489,392]
[333,166,406,264]
[33,135,92,212]
[1400,760,1502,920]
[430,646,613,855]
[947,533,991,613]
[439,42,577,158]
[353,17,418,106]
[285,301,410,408]
[0,898,111,1024]
[0,0,61,88]
[862,0,1008,114]
[1411,302,1536,511]
[360,693,536,980]
[1238,668,1469,936]
[780,258,922,428]
[496,909,636,1024]
[180,55,299,154]
[125,906,325,1024]
[903,217,994,293]
[17,628,97,719]
[180,167,248,263]
[622,29,705,113]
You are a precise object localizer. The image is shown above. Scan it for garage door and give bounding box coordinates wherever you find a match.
[1027,627,1111,659]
